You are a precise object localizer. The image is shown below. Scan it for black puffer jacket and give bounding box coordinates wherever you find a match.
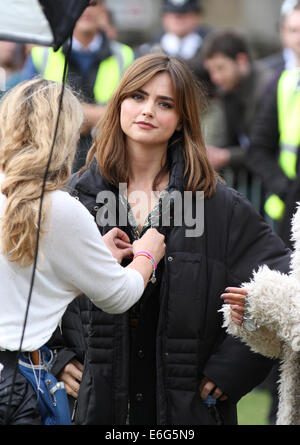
[52,145,290,425]
[0,352,41,425]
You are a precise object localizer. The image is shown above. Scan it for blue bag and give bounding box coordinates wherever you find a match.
[18,346,71,425]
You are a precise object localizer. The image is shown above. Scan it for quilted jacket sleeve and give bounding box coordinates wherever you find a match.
[48,295,88,377]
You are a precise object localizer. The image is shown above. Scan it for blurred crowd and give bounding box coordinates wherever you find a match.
[1,0,300,425]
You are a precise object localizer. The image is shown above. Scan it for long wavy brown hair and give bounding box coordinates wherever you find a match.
[81,53,217,197]
[0,78,83,266]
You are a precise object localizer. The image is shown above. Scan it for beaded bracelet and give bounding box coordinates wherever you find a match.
[133,251,157,284]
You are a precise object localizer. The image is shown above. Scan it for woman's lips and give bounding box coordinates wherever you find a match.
[135,121,157,130]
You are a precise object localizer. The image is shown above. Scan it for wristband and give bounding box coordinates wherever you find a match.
[133,251,157,283]
[134,251,157,269]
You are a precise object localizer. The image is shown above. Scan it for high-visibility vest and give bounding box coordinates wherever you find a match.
[31,42,134,104]
[264,69,300,221]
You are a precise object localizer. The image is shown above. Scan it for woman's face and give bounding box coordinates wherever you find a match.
[120,72,181,149]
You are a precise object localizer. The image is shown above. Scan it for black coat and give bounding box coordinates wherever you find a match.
[246,77,290,204]
[52,145,291,425]
[0,352,41,425]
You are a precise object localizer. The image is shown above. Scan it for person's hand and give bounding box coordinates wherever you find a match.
[102,228,133,264]
[199,377,228,402]
[58,359,83,399]
[221,287,248,326]
[206,145,231,170]
[132,228,166,265]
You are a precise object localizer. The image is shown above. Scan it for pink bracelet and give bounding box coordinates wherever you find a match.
[133,251,157,283]
[134,251,157,269]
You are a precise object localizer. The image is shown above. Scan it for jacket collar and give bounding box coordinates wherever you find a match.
[74,140,186,198]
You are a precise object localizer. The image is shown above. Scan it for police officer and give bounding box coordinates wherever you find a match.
[247,0,300,248]
[136,0,212,84]
[20,0,134,171]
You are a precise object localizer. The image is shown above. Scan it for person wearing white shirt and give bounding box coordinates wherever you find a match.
[0,78,165,425]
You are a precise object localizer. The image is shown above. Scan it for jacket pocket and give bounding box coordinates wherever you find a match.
[167,252,206,301]
[170,388,219,425]
[166,252,207,338]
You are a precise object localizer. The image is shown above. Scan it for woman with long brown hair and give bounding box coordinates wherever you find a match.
[0,78,165,425]
[55,54,290,425]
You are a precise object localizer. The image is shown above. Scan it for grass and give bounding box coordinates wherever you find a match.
[237,389,272,425]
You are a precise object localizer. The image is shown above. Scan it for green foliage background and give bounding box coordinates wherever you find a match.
[237,389,272,425]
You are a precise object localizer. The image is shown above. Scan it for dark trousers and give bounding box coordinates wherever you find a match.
[0,351,41,425]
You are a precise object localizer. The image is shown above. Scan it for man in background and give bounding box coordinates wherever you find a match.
[202,29,272,175]
[262,0,300,76]
[246,1,300,246]
[136,0,212,85]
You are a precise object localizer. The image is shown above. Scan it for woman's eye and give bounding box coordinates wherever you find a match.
[159,102,173,109]
[131,93,143,101]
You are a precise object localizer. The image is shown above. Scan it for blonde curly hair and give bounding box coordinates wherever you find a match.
[0,78,83,266]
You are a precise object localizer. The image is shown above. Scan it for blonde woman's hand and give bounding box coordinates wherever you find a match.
[133,228,166,265]
[102,228,133,264]
[221,287,248,326]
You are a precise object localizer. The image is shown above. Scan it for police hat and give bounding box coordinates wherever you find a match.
[163,0,202,13]
[280,0,300,18]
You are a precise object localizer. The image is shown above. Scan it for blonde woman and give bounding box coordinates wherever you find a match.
[55,54,291,425]
[0,78,165,425]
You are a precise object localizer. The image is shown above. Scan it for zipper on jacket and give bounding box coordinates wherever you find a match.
[71,399,78,423]
[156,253,171,424]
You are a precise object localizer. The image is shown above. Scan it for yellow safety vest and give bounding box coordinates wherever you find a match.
[264,69,300,221]
[31,43,134,104]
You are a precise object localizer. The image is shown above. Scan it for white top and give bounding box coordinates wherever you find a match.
[0,176,144,351]
[283,48,297,70]
[72,35,103,53]
[160,32,202,60]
